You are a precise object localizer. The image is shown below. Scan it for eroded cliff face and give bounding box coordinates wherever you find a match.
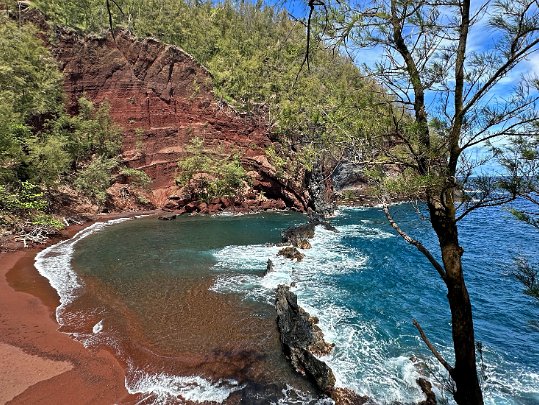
[51,28,310,212]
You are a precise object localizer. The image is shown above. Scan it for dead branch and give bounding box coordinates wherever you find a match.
[413,319,454,374]
[381,199,447,281]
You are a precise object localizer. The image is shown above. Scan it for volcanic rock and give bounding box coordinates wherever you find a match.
[282,219,336,248]
[297,239,312,249]
[275,285,335,394]
[278,247,305,262]
[282,223,316,246]
[264,259,275,276]
[417,378,437,405]
[330,388,369,405]
[306,163,336,216]
[157,214,177,221]
[48,27,310,212]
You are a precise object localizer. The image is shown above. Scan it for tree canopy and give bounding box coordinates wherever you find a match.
[0,13,142,234]
[31,0,393,166]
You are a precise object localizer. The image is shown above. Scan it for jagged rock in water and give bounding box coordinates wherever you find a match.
[297,239,312,249]
[278,247,305,262]
[264,259,275,276]
[331,388,369,405]
[157,214,177,220]
[282,219,337,248]
[417,378,437,405]
[282,223,316,246]
[275,285,335,394]
[312,218,338,233]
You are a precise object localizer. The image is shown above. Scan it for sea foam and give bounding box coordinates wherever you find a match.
[34,218,131,324]
[126,368,243,404]
[209,218,440,403]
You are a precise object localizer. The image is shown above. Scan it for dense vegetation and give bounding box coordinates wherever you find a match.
[176,137,249,202]
[1,0,395,240]
[0,13,145,239]
[31,0,392,165]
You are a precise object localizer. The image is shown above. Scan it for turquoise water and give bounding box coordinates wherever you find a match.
[35,205,539,404]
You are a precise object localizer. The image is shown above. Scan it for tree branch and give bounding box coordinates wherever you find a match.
[413,319,454,374]
[382,200,447,281]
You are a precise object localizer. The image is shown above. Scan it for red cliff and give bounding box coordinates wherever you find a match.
[51,28,309,213]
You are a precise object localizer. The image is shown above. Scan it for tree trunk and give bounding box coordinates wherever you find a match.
[428,199,484,405]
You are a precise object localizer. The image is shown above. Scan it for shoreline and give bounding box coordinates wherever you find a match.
[0,211,157,404]
[0,206,379,404]
[0,208,317,404]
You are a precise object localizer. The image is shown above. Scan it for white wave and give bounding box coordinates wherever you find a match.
[275,385,334,405]
[126,369,243,404]
[296,298,428,403]
[34,218,131,324]
[209,219,433,404]
[92,319,104,334]
[211,223,368,306]
[336,223,395,240]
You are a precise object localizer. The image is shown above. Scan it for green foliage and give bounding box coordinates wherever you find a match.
[120,167,151,188]
[0,14,63,120]
[265,145,286,175]
[0,14,63,182]
[0,14,130,236]
[512,257,539,300]
[0,181,48,212]
[33,0,391,166]
[57,97,122,164]
[0,182,65,230]
[177,137,249,201]
[495,135,539,230]
[383,170,443,200]
[30,213,65,230]
[27,136,71,188]
[75,156,119,204]
[509,209,539,229]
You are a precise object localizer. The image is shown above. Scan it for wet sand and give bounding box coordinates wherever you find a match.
[0,249,136,404]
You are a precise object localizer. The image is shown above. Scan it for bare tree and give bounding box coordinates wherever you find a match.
[304,0,539,403]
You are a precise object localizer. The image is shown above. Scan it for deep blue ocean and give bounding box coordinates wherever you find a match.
[35,203,539,404]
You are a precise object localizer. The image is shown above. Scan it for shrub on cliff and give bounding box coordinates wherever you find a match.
[0,14,131,236]
[176,137,249,202]
[74,156,119,205]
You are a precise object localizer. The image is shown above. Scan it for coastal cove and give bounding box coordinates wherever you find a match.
[1,2,538,404]
[4,204,536,404]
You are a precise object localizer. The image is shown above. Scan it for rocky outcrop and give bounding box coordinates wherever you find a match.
[275,285,335,393]
[281,219,337,248]
[306,162,336,216]
[417,378,437,405]
[331,388,369,405]
[275,286,369,405]
[277,247,305,262]
[282,223,316,246]
[264,259,275,276]
[48,27,309,213]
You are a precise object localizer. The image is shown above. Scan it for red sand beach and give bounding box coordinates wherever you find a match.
[0,215,154,405]
[0,247,137,404]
